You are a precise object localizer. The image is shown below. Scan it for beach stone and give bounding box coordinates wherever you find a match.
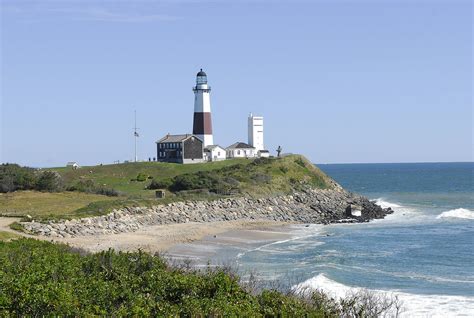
[18,187,392,237]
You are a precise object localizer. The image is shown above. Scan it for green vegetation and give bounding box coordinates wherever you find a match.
[0,164,63,193]
[0,231,20,241]
[53,157,255,198]
[7,222,24,233]
[0,191,116,219]
[65,179,121,197]
[0,239,401,317]
[149,156,332,196]
[3,155,335,222]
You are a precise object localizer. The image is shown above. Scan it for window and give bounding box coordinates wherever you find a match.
[237,150,240,155]
[217,152,220,156]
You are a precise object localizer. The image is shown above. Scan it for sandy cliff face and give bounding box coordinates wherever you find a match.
[21,187,392,238]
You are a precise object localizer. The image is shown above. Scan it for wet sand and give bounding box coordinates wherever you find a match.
[166,225,295,267]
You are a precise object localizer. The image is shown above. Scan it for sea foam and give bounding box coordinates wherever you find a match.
[375,198,402,209]
[436,208,474,220]
[373,198,427,223]
[293,274,474,317]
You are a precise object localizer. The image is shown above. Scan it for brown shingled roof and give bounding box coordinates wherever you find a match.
[156,134,202,143]
[226,142,255,149]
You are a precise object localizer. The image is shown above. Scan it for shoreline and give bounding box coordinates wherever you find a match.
[0,217,291,254]
[18,187,393,239]
[1,186,393,254]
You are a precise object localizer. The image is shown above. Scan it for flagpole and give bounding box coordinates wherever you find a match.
[134,110,138,163]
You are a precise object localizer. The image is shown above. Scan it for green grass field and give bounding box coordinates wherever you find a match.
[53,158,251,198]
[0,191,116,219]
[0,231,20,241]
[5,155,335,222]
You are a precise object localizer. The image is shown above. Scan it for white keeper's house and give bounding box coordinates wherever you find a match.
[204,145,226,162]
[226,142,256,159]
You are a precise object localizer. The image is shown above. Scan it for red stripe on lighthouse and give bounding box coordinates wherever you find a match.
[193,112,213,135]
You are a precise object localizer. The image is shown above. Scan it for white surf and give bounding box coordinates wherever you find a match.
[436,208,474,220]
[293,273,474,317]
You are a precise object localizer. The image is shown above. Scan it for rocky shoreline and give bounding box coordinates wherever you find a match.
[21,188,393,238]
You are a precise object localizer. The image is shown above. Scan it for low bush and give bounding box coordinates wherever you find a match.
[66,180,120,197]
[136,173,148,182]
[0,239,403,317]
[8,222,25,232]
[295,157,307,168]
[280,166,289,174]
[0,164,63,193]
[147,178,173,190]
[251,157,272,166]
[35,171,63,192]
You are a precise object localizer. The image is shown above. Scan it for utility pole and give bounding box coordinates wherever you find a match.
[133,110,140,162]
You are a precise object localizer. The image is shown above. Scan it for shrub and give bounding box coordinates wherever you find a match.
[252,157,272,166]
[66,180,95,192]
[169,173,214,192]
[0,239,403,317]
[147,178,173,190]
[279,166,289,174]
[35,171,63,192]
[0,164,37,193]
[8,222,25,232]
[94,187,120,197]
[136,173,148,182]
[295,157,306,168]
[67,180,120,197]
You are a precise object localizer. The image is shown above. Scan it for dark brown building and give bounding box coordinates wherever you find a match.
[156,134,204,164]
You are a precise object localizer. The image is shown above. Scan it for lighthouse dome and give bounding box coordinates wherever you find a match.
[197,69,207,77]
[196,69,208,85]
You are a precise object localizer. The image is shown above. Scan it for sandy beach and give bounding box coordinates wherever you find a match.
[0,217,292,255]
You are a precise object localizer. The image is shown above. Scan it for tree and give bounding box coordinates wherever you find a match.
[36,171,63,192]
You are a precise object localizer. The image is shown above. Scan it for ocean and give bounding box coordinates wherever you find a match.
[234,162,474,317]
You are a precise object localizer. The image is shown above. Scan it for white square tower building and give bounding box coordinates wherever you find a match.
[248,113,264,152]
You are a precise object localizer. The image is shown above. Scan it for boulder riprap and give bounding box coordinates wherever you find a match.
[21,188,393,238]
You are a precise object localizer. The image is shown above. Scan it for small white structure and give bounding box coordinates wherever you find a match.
[258,150,270,158]
[226,142,256,159]
[248,113,264,152]
[66,162,79,169]
[204,145,226,162]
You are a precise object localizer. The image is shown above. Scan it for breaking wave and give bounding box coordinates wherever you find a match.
[375,198,402,209]
[293,273,474,317]
[436,208,474,220]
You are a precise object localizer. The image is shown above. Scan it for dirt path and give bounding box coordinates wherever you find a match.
[0,217,40,240]
[0,217,22,233]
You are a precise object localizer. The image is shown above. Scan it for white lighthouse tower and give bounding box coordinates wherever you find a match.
[192,69,213,147]
[248,113,264,151]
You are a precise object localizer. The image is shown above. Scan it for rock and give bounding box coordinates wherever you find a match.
[17,187,393,238]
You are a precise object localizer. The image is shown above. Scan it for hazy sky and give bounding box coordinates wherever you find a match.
[1,0,472,167]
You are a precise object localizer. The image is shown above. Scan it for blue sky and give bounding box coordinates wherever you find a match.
[1,0,472,167]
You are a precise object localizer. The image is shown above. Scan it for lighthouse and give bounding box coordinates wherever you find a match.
[193,69,213,147]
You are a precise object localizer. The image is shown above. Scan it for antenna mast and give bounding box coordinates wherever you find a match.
[133,110,140,162]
